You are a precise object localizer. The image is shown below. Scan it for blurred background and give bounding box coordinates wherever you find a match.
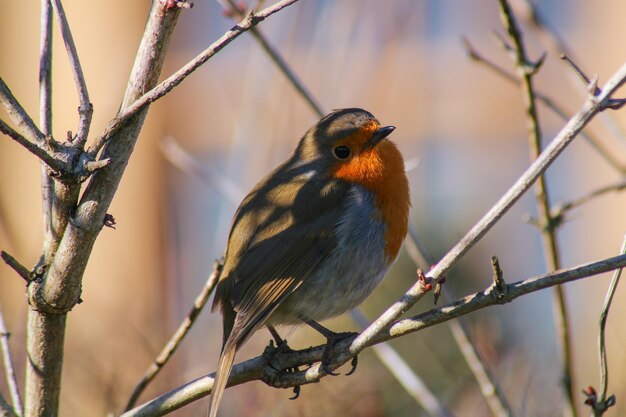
[1,0,626,416]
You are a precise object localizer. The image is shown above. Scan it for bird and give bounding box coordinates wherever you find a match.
[208,108,410,417]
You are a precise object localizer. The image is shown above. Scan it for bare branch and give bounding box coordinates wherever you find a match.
[0,120,67,173]
[121,253,626,417]
[39,0,55,264]
[462,37,626,173]
[551,178,626,221]
[218,0,324,117]
[39,0,52,136]
[351,309,456,417]
[87,0,301,156]
[583,236,626,416]
[560,54,595,90]
[23,2,187,416]
[407,231,513,417]
[496,2,576,415]
[50,0,92,147]
[0,303,23,417]
[0,78,45,144]
[124,260,223,411]
[1,251,31,283]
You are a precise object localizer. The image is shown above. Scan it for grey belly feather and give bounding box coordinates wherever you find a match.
[269,185,390,324]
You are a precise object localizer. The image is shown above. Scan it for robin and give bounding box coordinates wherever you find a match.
[209,108,410,417]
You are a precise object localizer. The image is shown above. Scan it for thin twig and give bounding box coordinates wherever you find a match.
[0,78,45,144]
[121,253,626,417]
[462,37,626,173]
[50,0,92,147]
[407,230,513,417]
[39,0,55,265]
[0,304,23,417]
[124,260,223,411]
[496,2,575,416]
[560,55,594,89]
[0,119,66,173]
[350,309,456,417]
[551,178,626,220]
[217,0,324,117]
[512,0,626,146]
[87,0,301,156]
[0,251,31,283]
[592,236,626,415]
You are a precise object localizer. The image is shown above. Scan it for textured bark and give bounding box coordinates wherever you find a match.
[23,2,183,416]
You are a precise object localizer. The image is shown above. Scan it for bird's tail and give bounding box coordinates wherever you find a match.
[207,342,237,417]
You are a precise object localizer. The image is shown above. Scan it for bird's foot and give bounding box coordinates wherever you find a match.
[320,330,359,376]
[262,337,304,399]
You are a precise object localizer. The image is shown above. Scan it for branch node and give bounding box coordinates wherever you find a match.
[490,256,508,300]
[0,250,31,283]
[526,51,547,75]
[83,158,111,174]
[605,98,626,110]
[104,213,117,229]
[583,385,616,414]
[73,152,111,182]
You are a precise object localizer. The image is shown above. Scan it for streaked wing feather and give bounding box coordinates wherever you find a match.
[223,176,350,345]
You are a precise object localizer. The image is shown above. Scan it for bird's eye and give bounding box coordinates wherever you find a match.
[333,146,351,160]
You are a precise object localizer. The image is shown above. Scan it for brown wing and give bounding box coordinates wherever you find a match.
[213,162,350,348]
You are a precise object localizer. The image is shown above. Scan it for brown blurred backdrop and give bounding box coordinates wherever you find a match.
[1,1,626,416]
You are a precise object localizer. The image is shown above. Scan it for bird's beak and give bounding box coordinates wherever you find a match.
[364,126,395,149]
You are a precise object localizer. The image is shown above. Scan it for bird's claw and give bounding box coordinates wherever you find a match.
[320,331,358,376]
[288,385,301,400]
[345,356,358,376]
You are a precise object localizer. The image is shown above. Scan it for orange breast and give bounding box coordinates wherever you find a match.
[333,140,410,261]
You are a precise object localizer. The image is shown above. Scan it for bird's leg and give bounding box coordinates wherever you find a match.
[302,319,358,376]
[267,325,292,352]
[262,325,302,399]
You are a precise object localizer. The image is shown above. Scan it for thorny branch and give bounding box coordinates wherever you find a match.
[121,253,626,417]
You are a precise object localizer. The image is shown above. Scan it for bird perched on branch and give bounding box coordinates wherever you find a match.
[209,108,410,417]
